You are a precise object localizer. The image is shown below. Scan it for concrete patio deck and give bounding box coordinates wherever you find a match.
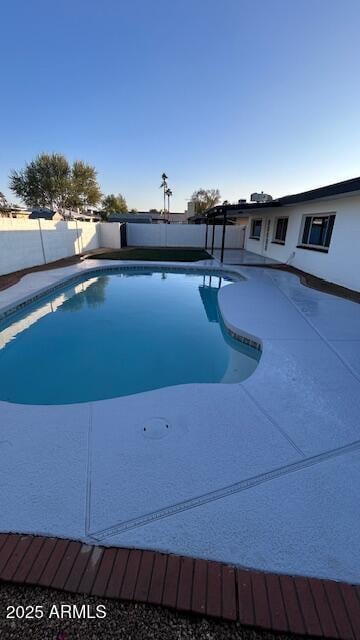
[0,257,360,589]
[211,248,279,265]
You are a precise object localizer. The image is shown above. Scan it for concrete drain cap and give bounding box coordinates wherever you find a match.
[142,418,171,439]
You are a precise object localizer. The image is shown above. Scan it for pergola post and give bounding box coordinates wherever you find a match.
[220,209,227,263]
[205,218,208,249]
[211,215,216,254]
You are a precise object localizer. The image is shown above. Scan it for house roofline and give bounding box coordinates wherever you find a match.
[205,176,360,218]
[276,176,360,205]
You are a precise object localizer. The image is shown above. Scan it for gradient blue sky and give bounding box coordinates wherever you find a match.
[1,0,360,211]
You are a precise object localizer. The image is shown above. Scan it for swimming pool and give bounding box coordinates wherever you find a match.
[0,269,260,404]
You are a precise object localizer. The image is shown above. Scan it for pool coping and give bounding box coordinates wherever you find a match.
[0,532,359,638]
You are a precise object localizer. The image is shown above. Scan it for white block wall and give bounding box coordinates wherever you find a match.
[206,225,245,249]
[0,218,244,277]
[127,223,164,246]
[99,222,122,249]
[244,195,360,291]
[127,223,244,249]
[0,218,100,276]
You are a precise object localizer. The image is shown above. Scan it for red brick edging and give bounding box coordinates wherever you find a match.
[0,533,359,638]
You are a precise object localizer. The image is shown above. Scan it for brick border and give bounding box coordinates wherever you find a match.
[0,534,359,638]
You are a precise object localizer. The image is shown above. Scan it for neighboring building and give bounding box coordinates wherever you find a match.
[78,207,102,222]
[0,205,31,218]
[107,211,191,224]
[29,208,101,222]
[64,210,101,222]
[136,211,164,222]
[108,213,155,224]
[186,200,197,216]
[74,213,101,222]
[29,208,63,220]
[207,177,360,292]
[0,205,100,222]
[164,211,193,223]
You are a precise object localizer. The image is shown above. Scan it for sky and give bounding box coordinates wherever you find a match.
[1,0,360,211]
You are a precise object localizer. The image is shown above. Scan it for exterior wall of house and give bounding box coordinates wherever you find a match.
[244,194,360,291]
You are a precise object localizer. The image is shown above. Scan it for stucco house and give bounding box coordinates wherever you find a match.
[206,177,360,292]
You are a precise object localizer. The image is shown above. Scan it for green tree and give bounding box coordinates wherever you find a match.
[0,192,8,209]
[10,154,71,212]
[190,188,221,214]
[9,153,101,214]
[102,193,128,214]
[67,160,102,210]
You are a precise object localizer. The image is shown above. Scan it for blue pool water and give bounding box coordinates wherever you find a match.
[0,270,260,404]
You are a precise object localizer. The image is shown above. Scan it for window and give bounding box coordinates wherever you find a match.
[299,214,335,251]
[250,218,262,239]
[273,217,288,244]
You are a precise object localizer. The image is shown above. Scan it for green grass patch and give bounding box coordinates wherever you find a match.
[90,247,212,262]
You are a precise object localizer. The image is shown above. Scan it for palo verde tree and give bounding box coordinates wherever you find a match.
[101,193,128,214]
[9,153,101,214]
[190,188,221,214]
